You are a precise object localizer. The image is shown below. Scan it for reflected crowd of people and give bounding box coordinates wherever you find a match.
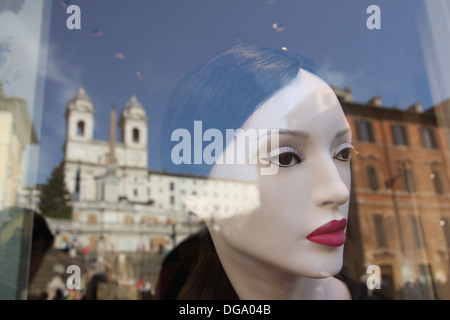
[27,211,157,300]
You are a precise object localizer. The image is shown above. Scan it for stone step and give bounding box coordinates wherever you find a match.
[27,248,167,299]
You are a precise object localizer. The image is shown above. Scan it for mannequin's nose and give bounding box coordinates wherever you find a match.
[312,158,350,207]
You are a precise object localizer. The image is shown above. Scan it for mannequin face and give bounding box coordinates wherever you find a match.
[209,68,353,278]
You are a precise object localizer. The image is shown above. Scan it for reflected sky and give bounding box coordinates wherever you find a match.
[38,0,432,183]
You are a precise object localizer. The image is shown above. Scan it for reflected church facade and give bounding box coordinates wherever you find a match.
[60,87,259,253]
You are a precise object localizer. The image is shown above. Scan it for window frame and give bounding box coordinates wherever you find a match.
[355,120,375,143]
[421,127,438,149]
[373,214,388,248]
[391,124,409,146]
[367,165,380,191]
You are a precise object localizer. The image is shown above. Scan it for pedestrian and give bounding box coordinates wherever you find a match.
[82,245,89,261]
[59,240,69,256]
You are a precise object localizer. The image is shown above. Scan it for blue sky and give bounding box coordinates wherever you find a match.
[37,0,434,183]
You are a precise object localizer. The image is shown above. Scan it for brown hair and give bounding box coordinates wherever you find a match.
[155,227,238,300]
[177,229,238,300]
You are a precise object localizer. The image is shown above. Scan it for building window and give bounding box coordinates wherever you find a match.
[418,264,437,299]
[412,216,426,249]
[391,124,409,146]
[124,215,134,224]
[134,189,138,197]
[441,217,450,249]
[367,166,380,191]
[355,120,375,142]
[378,265,394,296]
[431,171,444,194]
[170,182,174,191]
[401,164,416,193]
[170,195,175,205]
[99,183,105,201]
[132,128,140,143]
[77,121,85,136]
[421,128,438,149]
[373,214,388,248]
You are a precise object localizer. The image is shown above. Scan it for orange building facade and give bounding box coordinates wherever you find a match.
[339,94,450,300]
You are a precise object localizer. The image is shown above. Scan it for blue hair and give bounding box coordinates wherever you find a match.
[161,44,327,176]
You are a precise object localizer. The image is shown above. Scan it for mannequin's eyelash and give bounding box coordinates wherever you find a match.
[290,146,306,161]
[265,146,306,161]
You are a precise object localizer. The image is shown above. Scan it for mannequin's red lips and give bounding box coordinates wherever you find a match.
[306,218,347,247]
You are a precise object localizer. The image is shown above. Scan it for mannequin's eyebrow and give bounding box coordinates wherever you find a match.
[278,129,310,139]
[256,128,350,141]
[277,129,350,139]
[254,129,309,142]
[334,128,351,139]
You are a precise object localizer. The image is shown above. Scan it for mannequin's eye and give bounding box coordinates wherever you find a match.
[276,152,302,167]
[262,147,304,167]
[334,143,355,161]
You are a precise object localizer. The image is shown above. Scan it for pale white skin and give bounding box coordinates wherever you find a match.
[208,68,353,299]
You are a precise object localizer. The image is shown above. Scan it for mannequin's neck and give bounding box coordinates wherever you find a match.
[210,230,352,300]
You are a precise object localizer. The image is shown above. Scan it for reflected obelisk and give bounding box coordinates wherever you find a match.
[108,102,117,167]
[96,102,120,256]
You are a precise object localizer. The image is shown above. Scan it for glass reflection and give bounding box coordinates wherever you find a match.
[1,0,450,301]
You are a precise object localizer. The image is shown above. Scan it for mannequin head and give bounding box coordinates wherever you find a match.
[162,44,353,299]
[208,68,352,279]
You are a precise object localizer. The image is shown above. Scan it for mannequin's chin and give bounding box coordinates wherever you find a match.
[260,254,344,279]
[296,262,344,279]
[208,222,344,279]
[284,249,345,278]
